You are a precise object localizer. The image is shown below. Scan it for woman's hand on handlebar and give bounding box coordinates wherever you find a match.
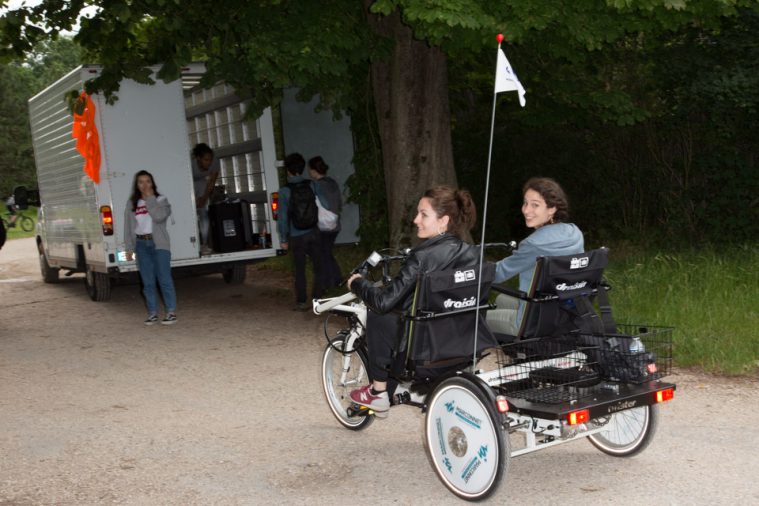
[347,273,362,289]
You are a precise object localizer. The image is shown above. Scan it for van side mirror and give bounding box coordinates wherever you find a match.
[13,186,40,209]
[13,186,28,209]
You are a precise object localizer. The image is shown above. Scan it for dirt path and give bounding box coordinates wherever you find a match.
[1,237,758,505]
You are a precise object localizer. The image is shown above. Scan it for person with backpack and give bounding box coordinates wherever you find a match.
[308,155,343,288]
[277,153,326,311]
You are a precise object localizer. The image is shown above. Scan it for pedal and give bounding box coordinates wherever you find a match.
[347,402,372,418]
[347,402,387,419]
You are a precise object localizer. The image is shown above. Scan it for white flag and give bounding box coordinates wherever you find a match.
[495,47,526,107]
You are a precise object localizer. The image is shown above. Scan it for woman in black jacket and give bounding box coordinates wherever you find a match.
[347,185,479,416]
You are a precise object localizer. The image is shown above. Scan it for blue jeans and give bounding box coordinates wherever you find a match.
[197,207,210,245]
[135,239,177,315]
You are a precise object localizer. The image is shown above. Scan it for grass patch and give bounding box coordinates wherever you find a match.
[605,244,759,375]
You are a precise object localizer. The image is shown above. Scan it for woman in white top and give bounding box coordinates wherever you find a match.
[124,170,177,325]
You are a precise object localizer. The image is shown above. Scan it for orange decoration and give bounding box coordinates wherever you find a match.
[72,92,102,184]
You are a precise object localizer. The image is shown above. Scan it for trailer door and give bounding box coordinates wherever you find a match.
[101,77,197,261]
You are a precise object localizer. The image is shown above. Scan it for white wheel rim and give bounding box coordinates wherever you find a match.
[322,342,367,427]
[595,406,648,448]
[426,384,499,498]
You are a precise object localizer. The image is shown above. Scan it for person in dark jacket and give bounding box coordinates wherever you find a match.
[277,153,327,311]
[346,185,479,416]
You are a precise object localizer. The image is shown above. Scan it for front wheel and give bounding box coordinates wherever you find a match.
[321,337,373,431]
[588,404,659,457]
[38,243,59,283]
[424,377,509,501]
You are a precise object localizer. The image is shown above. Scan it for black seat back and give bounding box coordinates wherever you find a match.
[406,261,498,365]
[518,248,615,339]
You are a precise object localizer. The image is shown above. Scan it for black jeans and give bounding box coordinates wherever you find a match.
[290,228,324,303]
[319,230,342,287]
[366,310,405,382]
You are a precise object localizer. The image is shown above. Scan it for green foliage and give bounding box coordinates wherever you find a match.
[451,6,759,247]
[0,37,82,197]
[605,244,759,375]
[2,1,759,246]
[0,63,37,197]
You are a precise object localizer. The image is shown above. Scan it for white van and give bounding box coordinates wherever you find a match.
[28,64,283,301]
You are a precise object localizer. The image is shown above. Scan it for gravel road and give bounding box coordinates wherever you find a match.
[1,237,757,505]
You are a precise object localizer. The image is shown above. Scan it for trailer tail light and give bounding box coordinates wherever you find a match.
[566,409,589,425]
[100,206,114,236]
[655,388,674,403]
[495,396,509,413]
[271,192,279,220]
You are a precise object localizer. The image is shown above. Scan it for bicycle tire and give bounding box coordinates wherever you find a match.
[19,215,34,232]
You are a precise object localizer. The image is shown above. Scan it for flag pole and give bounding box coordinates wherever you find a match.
[472,33,507,368]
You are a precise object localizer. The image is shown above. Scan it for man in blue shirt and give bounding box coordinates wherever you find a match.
[277,153,326,311]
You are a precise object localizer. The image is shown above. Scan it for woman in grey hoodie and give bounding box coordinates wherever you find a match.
[124,170,177,325]
[489,177,584,334]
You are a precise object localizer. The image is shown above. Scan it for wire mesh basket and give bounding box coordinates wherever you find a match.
[572,324,673,383]
[494,325,674,404]
[604,324,673,382]
[495,338,601,404]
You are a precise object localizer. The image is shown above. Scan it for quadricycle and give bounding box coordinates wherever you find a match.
[315,246,675,501]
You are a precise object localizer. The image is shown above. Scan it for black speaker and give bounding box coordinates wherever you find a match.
[209,201,250,253]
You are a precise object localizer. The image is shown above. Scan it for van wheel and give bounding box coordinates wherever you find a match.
[85,269,112,301]
[38,243,59,283]
[223,263,247,284]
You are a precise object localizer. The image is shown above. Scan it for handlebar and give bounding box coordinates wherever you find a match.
[483,241,517,252]
[313,291,358,315]
[346,249,411,284]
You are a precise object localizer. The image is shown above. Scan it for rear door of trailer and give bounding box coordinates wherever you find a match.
[102,70,197,264]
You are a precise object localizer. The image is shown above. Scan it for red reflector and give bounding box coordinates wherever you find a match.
[271,192,279,220]
[495,396,509,413]
[100,206,114,236]
[656,388,674,403]
[567,409,589,425]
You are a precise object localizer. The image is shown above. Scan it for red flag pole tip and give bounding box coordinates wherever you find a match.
[496,33,504,44]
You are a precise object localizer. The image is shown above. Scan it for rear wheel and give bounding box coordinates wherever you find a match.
[223,263,247,284]
[38,243,59,283]
[588,405,659,457]
[84,269,112,301]
[321,337,373,431]
[424,377,508,501]
[19,215,34,232]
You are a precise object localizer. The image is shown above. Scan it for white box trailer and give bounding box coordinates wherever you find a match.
[28,64,283,301]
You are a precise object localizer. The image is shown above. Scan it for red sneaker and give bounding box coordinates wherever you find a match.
[349,385,390,415]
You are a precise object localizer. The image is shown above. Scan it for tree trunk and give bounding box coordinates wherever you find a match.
[366,8,458,248]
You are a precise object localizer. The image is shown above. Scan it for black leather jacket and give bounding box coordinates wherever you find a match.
[350,234,480,315]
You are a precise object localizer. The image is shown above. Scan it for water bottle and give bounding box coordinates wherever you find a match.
[629,336,645,353]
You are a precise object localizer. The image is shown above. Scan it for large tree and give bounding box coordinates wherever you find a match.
[2,0,754,244]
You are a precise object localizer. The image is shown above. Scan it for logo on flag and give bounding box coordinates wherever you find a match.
[494,48,526,107]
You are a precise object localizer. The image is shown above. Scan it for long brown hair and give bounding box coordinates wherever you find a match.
[522,177,570,222]
[423,185,477,240]
[129,170,161,211]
